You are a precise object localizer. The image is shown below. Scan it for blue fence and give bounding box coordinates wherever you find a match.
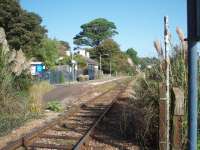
[37,65,82,84]
[36,64,98,84]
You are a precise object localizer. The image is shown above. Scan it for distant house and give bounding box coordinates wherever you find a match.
[74,48,90,58]
[74,48,98,80]
[83,57,98,80]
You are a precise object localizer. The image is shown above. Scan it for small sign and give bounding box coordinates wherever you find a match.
[36,65,43,73]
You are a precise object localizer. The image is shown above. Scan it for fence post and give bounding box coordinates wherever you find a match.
[171,87,184,150]
[159,83,167,150]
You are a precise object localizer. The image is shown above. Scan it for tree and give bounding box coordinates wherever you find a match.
[88,39,135,74]
[74,54,87,69]
[74,18,118,48]
[89,39,120,58]
[111,51,134,74]
[126,48,139,65]
[98,39,120,55]
[139,57,158,70]
[34,38,59,68]
[58,41,70,57]
[0,0,46,56]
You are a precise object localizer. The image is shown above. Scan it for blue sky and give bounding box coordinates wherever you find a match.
[20,0,187,57]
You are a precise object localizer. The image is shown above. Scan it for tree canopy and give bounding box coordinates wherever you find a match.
[126,48,139,65]
[88,39,135,74]
[58,41,70,57]
[89,39,120,59]
[73,18,118,48]
[34,38,59,68]
[0,0,46,56]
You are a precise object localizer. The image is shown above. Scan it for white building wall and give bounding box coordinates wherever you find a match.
[75,49,90,58]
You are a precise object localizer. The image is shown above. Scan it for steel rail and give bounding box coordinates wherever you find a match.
[72,86,127,150]
[1,79,129,150]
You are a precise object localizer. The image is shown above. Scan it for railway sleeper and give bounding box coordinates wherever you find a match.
[27,143,73,150]
[39,134,80,140]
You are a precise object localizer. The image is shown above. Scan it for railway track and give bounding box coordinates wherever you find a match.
[2,79,130,150]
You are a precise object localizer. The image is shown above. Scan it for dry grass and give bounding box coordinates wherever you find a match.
[154,40,163,59]
[176,27,185,42]
[28,81,53,113]
[119,78,159,149]
[153,26,188,148]
[0,47,29,136]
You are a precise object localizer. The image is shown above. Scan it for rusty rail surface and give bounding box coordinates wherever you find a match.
[2,79,129,150]
[72,87,125,150]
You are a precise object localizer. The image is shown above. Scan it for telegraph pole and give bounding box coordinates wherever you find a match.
[187,0,200,149]
[164,16,170,150]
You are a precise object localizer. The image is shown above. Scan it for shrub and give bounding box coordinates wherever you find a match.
[77,75,89,81]
[0,47,25,115]
[74,54,87,69]
[28,81,53,113]
[47,100,63,112]
[60,72,65,83]
[58,56,71,65]
[119,78,159,149]
[13,71,32,90]
[0,47,31,135]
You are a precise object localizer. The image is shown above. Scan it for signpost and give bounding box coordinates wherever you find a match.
[187,0,200,149]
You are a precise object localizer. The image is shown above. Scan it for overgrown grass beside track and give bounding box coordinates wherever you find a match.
[0,81,53,136]
[119,75,159,149]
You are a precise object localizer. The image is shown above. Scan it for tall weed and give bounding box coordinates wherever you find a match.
[28,81,53,113]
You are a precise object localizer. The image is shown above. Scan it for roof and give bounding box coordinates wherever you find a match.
[31,61,43,65]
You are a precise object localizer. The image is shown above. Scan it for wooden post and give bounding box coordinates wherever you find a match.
[159,83,167,150]
[164,16,170,150]
[171,87,184,150]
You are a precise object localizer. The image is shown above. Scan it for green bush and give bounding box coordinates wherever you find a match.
[58,56,71,65]
[13,71,32,90]
[0,47,24,115]
[47,100,63,112]
[74,55,87,69]
[60,72,65,83]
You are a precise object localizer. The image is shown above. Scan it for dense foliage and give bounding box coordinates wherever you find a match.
[111,52,135,74]
[0,0,46,56]
[34,38,59,68]
[74,18,136,75]
[89,39,120,59]
[58,41,70,56]
[139,57,159,70]
[74,18,118,47]
[126,48,140,65]
[0,47,30,136]
[88,39,135,74]
[74,54,87,69]
[152,27,189,148]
